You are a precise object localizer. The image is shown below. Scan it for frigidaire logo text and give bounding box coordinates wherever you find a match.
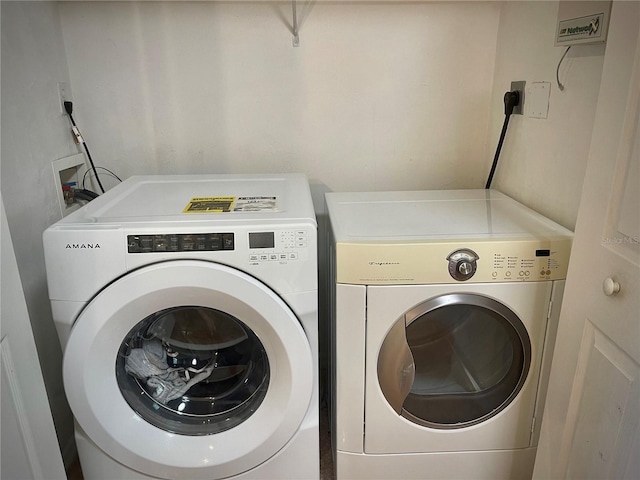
[65,243,101,249]
[369,261,400,266]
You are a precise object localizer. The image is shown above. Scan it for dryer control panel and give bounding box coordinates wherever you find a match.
[447,249,479,281]
[488,246,566,282]
[335,239,572,285]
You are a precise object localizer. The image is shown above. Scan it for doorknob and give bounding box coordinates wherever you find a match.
[603,277,621,296]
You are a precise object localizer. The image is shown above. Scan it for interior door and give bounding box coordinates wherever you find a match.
[1,198,67,480]
[533,2,640,478]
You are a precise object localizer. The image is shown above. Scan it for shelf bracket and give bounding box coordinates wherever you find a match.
[292,0,300,47]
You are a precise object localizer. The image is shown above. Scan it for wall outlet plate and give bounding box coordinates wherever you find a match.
[57,82,70,115]
[527,82,551,119]
[510,80,526,115]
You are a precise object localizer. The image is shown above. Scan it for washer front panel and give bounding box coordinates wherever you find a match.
[63,260,313,479]
[364,281,552,454]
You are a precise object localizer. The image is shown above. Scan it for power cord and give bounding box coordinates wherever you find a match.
[485,90,520,189]
[82,166,122,190]
[64,101,106,194]
[556,46,571,91]
[73,188,100,202]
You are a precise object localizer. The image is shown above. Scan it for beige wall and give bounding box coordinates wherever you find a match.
[489,1,605,230]
[57,1,501,193]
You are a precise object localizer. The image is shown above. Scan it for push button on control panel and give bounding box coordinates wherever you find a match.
[489,248,564,281]
[248,229,307,264]
[128,233,234,253]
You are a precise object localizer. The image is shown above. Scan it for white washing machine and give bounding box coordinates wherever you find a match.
[43,174,318,480]
[326,189,573,480]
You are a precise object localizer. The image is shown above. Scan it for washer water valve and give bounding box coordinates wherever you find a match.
[447,249,479,281]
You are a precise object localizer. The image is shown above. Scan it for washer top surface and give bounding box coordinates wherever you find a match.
[326,189,572,242]
[44,174,318,301]
[60,173,316,228]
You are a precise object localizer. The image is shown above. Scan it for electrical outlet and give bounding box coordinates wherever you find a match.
[57,82,70,114]
[510,80,526,115]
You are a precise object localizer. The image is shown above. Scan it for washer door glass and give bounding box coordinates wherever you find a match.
[378,293,531,429]
[116,306,269,435]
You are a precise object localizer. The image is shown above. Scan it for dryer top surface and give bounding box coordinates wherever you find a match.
[326,189,572,243]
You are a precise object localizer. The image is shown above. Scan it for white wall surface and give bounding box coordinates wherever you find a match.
[488,1,605,230]
[58,1,501,193]
[1,0,76,467]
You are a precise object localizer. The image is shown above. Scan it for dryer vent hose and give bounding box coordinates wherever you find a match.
[485,91,520,190]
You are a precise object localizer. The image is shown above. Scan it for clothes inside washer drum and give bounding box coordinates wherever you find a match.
[124,339,214,404]
[149,308,248,351]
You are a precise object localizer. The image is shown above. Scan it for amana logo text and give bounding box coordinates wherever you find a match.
[369,261,400,266]
[65,243,101,249]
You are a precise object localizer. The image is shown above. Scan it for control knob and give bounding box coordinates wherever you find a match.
[447,249,479,281]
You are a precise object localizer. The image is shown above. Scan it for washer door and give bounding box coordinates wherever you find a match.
[63,260,313,480]
[378,293,531,429]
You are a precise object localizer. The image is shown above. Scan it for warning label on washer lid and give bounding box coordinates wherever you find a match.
[183,196,278,213]
[183,197,235,213]
[234,196,277,212]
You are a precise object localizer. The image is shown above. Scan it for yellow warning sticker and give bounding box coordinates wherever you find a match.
[183,197,236,213]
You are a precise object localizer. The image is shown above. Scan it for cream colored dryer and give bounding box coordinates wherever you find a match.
[326,189,573,480]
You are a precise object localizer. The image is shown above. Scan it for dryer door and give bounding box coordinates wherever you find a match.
[366,282,552,454]
[378,293,531,429]
[63,260,313,480]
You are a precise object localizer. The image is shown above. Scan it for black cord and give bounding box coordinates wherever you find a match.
[485,115,512,189]
[82,166,122,190]
[556,46,571,91]
[485,90,520,189]
[73,189,100,202]
[64,101,105,194]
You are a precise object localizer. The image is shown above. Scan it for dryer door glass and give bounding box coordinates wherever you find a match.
[378,293,531,429]
[116,306,269,435]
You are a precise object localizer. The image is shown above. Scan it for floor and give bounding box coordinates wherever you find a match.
[67,404,334,480]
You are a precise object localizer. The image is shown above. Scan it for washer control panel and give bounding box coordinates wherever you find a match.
[127,233,234,253]
[248,229,309,264]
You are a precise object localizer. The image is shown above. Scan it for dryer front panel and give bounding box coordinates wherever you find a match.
[63,260,313,480]
[365,282,553,454]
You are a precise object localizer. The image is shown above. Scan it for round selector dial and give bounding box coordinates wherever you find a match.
[446,248,480,281]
